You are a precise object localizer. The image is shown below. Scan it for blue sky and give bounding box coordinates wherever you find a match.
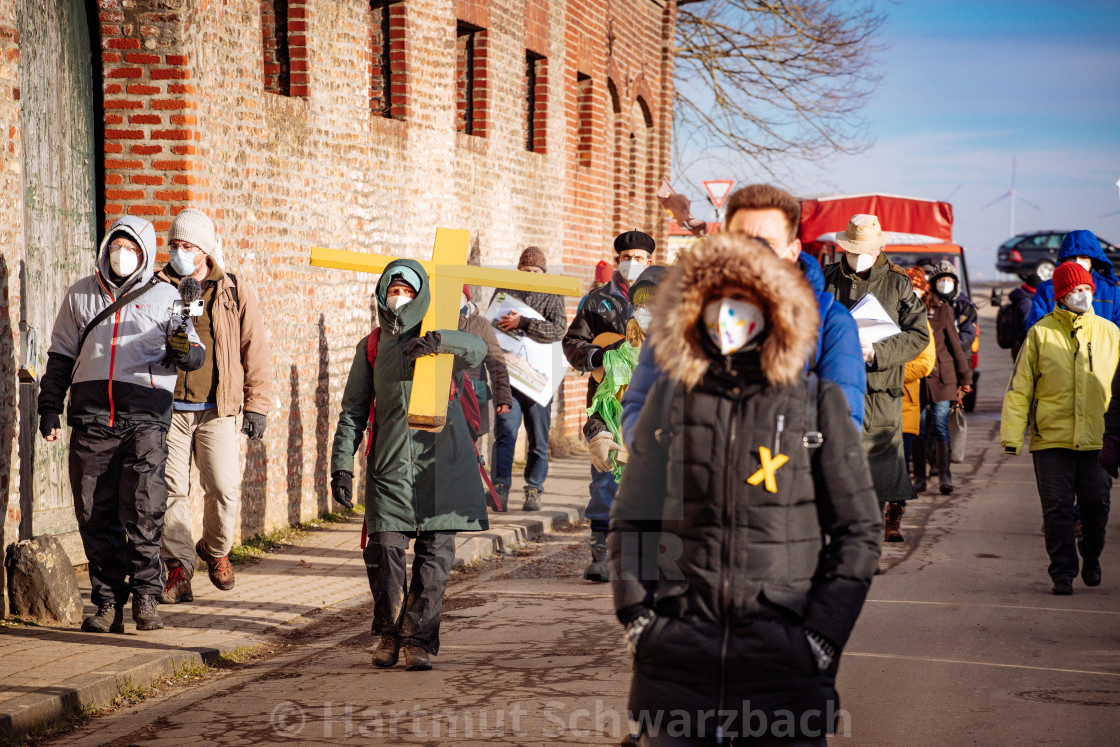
[675,0,1120,280]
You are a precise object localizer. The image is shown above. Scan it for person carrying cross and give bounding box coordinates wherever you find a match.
[330,259,488,671]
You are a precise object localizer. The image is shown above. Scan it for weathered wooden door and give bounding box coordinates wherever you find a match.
[18,0,98,563]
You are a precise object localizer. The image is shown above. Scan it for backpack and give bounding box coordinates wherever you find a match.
[361,328,499,516]
[995,301,1022,350]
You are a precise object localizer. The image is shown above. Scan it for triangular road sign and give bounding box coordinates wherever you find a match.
[703,180,735,209]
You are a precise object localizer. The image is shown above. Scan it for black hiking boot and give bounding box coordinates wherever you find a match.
[132,594,164,631]
[584,531,609,583]
[82,602,125,633]
[522,487,541,512]
[911,439,927,493]
[1051,578,1073,595]
[1082,558,1102,587]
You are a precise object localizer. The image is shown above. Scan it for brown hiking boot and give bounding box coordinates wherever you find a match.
[159,563,194,604]
[403,644,432,671]
[196,539,235,591]
[132,594,164,631]
[884,502,906,543]
[372,634,400,668]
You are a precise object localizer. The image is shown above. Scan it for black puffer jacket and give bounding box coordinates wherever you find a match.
[609,236,882,737]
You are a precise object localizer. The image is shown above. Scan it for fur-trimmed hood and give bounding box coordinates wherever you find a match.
[651,234,819,390]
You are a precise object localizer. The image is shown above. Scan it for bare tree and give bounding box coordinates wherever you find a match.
[674,0,885,176]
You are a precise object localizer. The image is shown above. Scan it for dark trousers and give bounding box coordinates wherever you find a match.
[363,531,456,654]
[1032,448,1111,581]
[492,389,551,492]
[68,422,169,606]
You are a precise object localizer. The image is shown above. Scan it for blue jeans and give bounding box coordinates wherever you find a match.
[492,389,551,492]
[586,466,618,535]
[922,400,951,443]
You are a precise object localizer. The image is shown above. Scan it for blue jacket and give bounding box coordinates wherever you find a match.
[1026,231,1120,328]
[620,252,865,444]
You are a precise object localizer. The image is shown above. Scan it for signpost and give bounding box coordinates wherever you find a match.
[703,179,735,223]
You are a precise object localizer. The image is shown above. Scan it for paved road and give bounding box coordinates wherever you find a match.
[49,310,1120,746]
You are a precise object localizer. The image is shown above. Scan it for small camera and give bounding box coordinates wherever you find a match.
[171,299,205,317]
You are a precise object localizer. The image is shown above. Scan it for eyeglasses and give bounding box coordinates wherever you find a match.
[168,241,199,252]
[108,243,138,253]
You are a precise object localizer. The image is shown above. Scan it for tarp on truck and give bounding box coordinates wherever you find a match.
[800,193,954,244]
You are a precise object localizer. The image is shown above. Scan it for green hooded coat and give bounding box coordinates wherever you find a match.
[330,259,489,533]
[824,253,930,503]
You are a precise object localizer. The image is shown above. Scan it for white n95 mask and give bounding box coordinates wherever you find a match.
[110,247,139,277]
[845,251,875,273]
[1075,257,1092,272]
[618,259,645,285]
[632,308,653,332]
[936,279,956,297]
[1064,290,1093,314]
[387,295,412,313]
[703,298,766,356]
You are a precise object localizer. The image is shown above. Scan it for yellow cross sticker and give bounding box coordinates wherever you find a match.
[747,446,788,493]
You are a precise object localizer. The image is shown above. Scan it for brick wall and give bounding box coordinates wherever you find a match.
[0,0,18,562]
[3,0,675,550]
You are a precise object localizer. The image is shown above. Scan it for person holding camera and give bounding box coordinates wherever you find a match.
[156,208,274,605]
[38,216,205,633]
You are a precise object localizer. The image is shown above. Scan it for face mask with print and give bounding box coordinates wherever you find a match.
[703,298,766,356]
[1075,257,1092,272]
[387,295,412,313]
[845,251,876,273]
[169,248,200,276]
[632,308,653,332]
[460,294,469,312]
[1064,290,1093,314]
[936,279,956,297]
[110,247,140,278]
[618,259,646,285]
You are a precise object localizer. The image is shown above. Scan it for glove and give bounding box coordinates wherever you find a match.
[1004,446,1017,455]
[168,330,191,360]
[860,339,875,365]
[241,411,267,440]
[1099,432,1120,478]
[624,609,656,658]
[589,432,623,472]
[590,339,624,369]
[38,411,61,439]
[804,629,836,673]
[404,331,441,365]
[331,470,354,510]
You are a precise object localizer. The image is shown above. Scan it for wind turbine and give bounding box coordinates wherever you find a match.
[982,156,1042,236]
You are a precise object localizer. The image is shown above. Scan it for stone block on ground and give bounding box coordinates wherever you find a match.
[4,535,83,625]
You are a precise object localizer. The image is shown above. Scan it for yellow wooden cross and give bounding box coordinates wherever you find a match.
[747,446,788,493]
[310,228,583,430]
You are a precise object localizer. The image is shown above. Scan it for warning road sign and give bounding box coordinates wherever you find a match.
[703,180,735,209]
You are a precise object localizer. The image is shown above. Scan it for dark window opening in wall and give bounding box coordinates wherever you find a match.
[261,0,290,96]
[628,133,638,206]
[370,1,405,119]
[524,52,546,153]
[456,22,482,135]
[576,72,592,167]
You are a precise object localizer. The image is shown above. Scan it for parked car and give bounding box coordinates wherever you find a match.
[995,230,1119,281]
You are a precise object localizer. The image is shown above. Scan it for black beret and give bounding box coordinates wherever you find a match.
[614,230,655,254]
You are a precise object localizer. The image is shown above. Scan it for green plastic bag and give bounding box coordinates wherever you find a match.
[586,342,639,481]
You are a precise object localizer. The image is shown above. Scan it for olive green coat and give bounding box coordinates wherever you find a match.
[330,259,489,533]
[824,254,930,503]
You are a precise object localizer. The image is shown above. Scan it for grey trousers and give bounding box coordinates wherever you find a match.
[364,531,457,654]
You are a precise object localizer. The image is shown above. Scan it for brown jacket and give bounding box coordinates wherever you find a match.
[924,298,972,402]
[158,263,273,418]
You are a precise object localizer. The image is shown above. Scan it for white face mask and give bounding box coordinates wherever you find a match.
[1064,290,1093,314]
[387,295,412,313]
[618,259,646,285]
[703,298,766,356]
[1075,257,1092,272]
[110,247,140,278]
[169,248,200,276]
[632,308,653,332]
[845,251,876,273]
[936,279,956,297]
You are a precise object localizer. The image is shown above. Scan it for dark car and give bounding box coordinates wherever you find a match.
[996,230,1119,281]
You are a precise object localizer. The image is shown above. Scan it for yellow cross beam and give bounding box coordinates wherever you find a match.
[311,228,583,430]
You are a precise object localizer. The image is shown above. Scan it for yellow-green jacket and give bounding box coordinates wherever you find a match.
[1001,307,1120,454]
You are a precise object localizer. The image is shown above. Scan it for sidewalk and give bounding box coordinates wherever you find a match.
[0,458,591,740]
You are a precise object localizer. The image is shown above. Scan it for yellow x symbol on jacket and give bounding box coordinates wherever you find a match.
[747,446,788,494]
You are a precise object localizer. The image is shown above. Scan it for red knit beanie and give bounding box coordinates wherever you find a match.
[594,260,612,284]
[1053,261,1095,301]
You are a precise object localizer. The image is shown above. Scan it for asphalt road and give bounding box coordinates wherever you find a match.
[48,308,1120,746]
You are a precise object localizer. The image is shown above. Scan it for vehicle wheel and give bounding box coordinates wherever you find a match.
[1034,260,1056,282]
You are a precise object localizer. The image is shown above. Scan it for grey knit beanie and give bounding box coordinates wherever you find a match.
[169,208,224,266]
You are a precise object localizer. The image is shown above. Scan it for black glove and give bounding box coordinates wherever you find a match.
[168,330,191,360]
[331,470,354,510]
[1004,446,1017,455]
[591,339,626,368]
[241,411,267,440]
[1099,432,1120,478]
[38,411,61,439]
[404,331,441,365]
